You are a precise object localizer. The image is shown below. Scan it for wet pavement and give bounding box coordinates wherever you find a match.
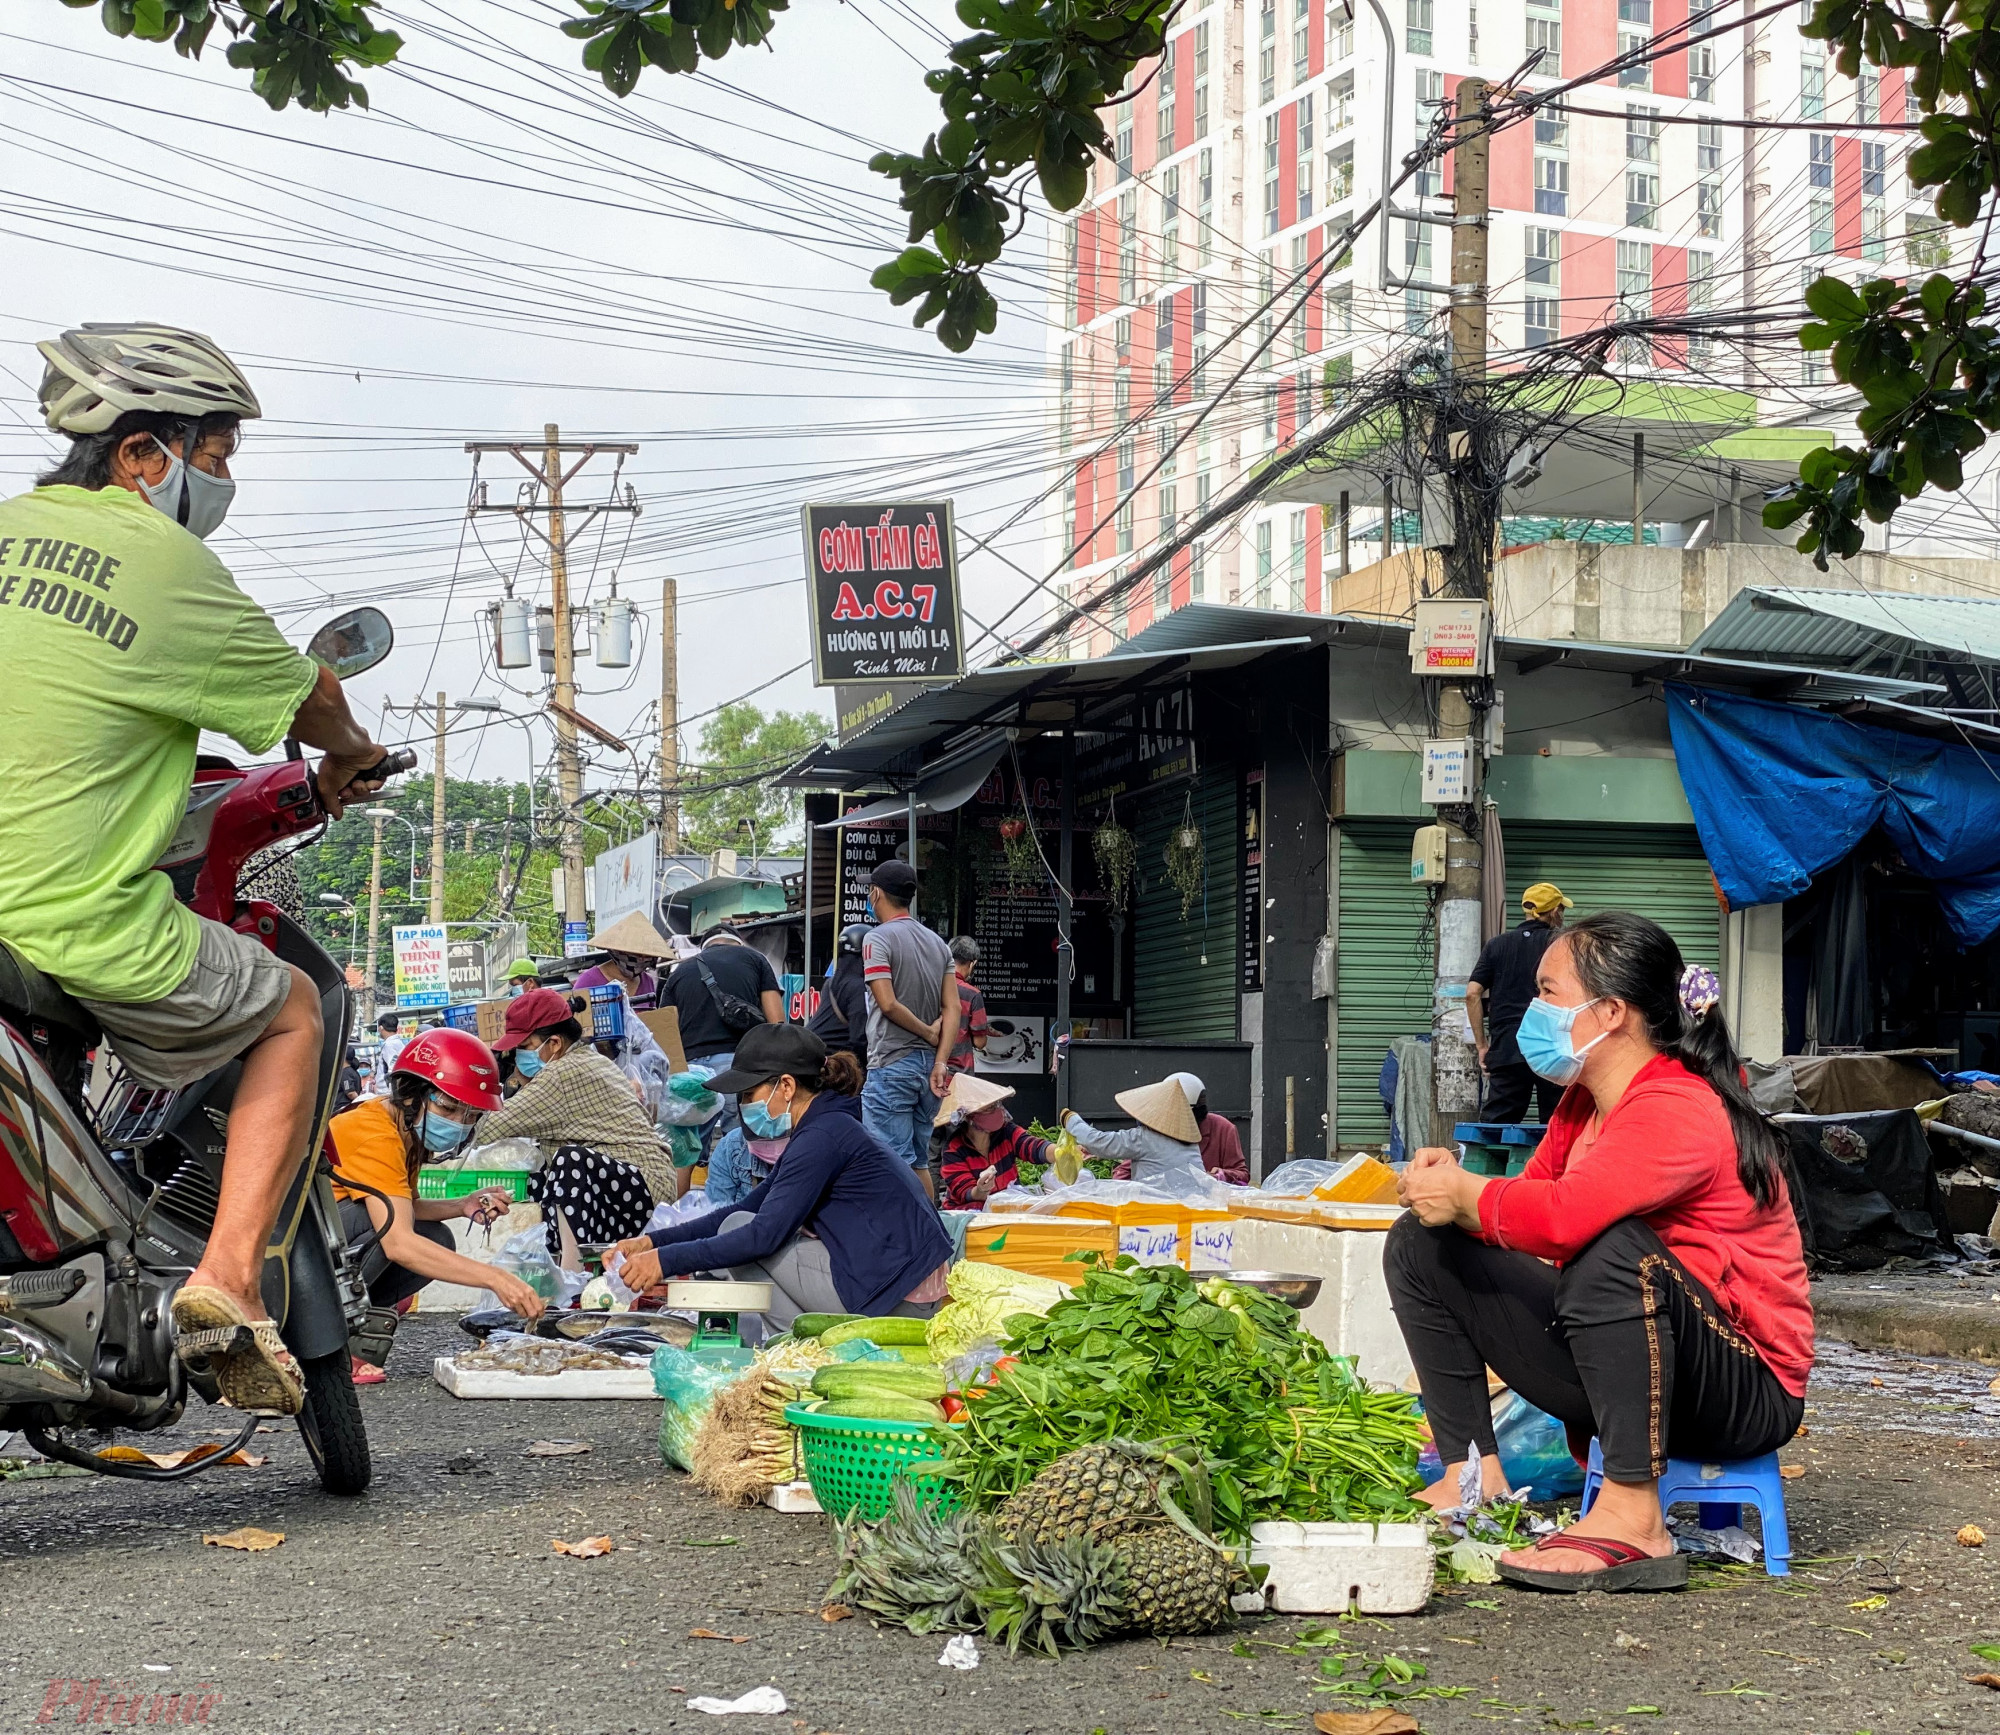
[0,1314,1995,1734]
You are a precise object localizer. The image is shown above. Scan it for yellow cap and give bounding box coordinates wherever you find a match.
[1522,882,1573,917]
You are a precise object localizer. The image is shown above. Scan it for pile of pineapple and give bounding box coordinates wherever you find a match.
[828,1439,1243,1654]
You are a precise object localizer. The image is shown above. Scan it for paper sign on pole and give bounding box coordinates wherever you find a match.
[391,924,450,1010]
[594,833,658,930]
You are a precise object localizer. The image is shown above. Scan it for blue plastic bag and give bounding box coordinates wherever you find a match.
[1416,1391,1584,1501]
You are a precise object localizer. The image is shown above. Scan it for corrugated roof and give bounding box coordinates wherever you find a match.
[1690,587,2000,666]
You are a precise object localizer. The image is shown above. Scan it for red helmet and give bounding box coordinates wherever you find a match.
[390,1027,504,1112]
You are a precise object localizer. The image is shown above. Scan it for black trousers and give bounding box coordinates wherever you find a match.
[1384,1215,1803,1482]
[339,1198,454,1308]
[1481,1059,1561,1124]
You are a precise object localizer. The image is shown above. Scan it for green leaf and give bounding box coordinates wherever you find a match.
[1804,274,1866,325]
[1036,152,1088,211]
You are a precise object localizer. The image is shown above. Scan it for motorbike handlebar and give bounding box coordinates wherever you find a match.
[358,749,419,783]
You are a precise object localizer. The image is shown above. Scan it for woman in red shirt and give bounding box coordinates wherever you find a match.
[1389,911,1811,1593]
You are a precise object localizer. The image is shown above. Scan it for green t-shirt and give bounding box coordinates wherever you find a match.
[0,486,318,1002]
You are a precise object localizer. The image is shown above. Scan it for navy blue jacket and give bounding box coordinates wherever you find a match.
[807,953,870,1060]
[647,1092,949,1315]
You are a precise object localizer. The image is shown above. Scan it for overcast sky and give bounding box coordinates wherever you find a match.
[0,0,1056,793]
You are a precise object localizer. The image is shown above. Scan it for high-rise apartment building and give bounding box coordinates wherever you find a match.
[1045,0,1935,655]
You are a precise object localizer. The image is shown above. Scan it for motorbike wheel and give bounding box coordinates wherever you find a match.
[297,1350,371,1496]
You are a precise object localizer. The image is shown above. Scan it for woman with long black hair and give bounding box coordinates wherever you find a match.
[1388,911,1811,1593]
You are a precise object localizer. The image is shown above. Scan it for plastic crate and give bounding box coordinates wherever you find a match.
[783,1402,958,1522]
[414,1167,531,1202]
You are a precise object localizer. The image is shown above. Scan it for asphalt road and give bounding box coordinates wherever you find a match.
[2,1315,1997,1734]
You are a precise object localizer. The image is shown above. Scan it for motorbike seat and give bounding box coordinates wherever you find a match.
[0,941,102,1044]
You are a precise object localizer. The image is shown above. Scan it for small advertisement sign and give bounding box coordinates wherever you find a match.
[391,924,450,1010]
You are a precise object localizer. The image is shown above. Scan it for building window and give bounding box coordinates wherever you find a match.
[1861,139,1886,197]
[1625,108,1660,229]
[1809,133,1833,189]
[1256,520,1274,606]
[1117,435,1135,492]
[1297,93,1315,221]
[1862,198,1886,262]
[1687,249,1714,365]
[1293,0,1311,86]
[1329,70,1354,132]
[1801,55,1824,120]
[1535,154,1568,215]
[1327,139,1355,202]
[1263,383,1279,443]
[1115,112,1133,182]
[1113,368,1130,421]
[1527,13,1561,71]
[1191,277,1207,336]
[1158,479,1178,548]
[1196,146,1214,265]
[1161,163,1181,276]
[1696,120,1722,176]
[1327,281,1354,335]
[1063,219,1080,327]
[1153,353,1173,402]
[1616,239,1652,366]
[1404,223,1434,332]
[1194,19,1210,137]
[1626,170,1659,228]
[1328,208,1353,268]
[1535,103,1567,149]
[1618,34,1651,87]
[1261,0,1277,103]
[1626,106,1660,163]
[1801,265,1828,385]
[1689,44,1714,101]
[1331,0,1354,59]
[1525,226,1559,347]
[1907,215,1951,270]
[1695,122,1723,236]
[1155,290,1175,353]
[1415,69,1444,196]
[1117,498,1134,555]
[1263,113,1282,236]
[1322,350,1353,408]
[1809,197,1834,254]
[1697,179,1724,239]
[1118,188,1138,302]
[1407,0,1433,56]
[1858,66,1879,123]
[1156,38,1177,158]
[1288,511,1308,609]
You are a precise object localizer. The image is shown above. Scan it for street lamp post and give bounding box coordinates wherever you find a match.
[317,893,360,967]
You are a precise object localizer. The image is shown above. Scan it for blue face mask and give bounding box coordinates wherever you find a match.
[422,1109,473,1153]
[740,1092,793,1140]
[514,1047,545,1081]
[1515,996,1608,1087]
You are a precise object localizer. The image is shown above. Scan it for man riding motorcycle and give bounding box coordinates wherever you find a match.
[0,324,391,1417]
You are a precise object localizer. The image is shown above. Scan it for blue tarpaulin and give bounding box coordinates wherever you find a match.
[1664,684,2000,946]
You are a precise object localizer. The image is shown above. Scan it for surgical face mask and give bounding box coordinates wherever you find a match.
[1516,996,1609,1087]
[740,1091,793,1140]
[421,1108,473,1153]
[746,1135,789,1164]
[135,444,235,540]
[513,1046,545,1081]
[968,1106,1008,1134]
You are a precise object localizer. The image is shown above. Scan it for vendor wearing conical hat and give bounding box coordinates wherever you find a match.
[575,909,676,1010]
[1059,1073,1205,1191]
[932,1073,1050,1208]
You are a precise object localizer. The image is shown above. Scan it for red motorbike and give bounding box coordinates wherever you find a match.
[0,607,412,1495]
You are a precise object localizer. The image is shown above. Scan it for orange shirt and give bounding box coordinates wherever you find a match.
[328,1096,414,1203]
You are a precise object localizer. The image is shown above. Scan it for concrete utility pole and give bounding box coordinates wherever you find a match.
[363,812,386,1027]
[1429,77,1493,1147]
[430,690,448,923]
[660,575,681,854]
[466,425,639,956]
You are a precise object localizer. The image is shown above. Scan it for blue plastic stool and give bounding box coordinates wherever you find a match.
[1580,1439,1792,1577]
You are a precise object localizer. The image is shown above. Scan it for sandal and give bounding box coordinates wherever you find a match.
[1497,1531,1689,1594]
[171,1285,305,1416]
[350,1357,387,1386]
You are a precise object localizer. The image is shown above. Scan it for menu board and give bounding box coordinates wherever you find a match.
[837,817,908,929]
[1240,767,1264,994]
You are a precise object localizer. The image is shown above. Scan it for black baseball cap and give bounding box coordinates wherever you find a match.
[869,858,918,899]
[706,1022,829,1094]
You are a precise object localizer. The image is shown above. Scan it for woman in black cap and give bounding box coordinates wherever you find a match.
[611,1023,952,1328]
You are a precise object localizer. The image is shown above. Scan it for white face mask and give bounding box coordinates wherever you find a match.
[136,445,235,540]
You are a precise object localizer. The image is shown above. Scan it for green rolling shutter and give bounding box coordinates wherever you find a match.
[1132,767,1239,1041]
[1331,818,1717,1145]
[1501,823,1720,968]
[1335,820,1435,1145]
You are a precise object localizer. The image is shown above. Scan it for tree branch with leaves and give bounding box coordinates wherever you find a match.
[51,0,1171,351]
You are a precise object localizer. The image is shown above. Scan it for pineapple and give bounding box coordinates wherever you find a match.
[994,1439,1212,1547]
[827,1483,985,1635]
[1113,1525,1236,1635]
[975,1529,1133,1657]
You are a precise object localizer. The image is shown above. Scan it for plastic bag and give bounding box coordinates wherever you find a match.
[643,1187,712,1236]
[1259,1159,1343,1197]
[831,1337,903,1364]
[436,1135,538,1174]
[1416,1390,1584,1502]
[653,1343,739,1471]
[659,1069,723,1127]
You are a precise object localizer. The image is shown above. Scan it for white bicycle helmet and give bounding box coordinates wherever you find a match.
[36,323,261,436]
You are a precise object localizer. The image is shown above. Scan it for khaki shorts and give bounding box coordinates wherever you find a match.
[80,916,299,1090]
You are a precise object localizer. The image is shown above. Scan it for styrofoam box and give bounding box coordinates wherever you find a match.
[432,1354,657,1400]
[1227,1218,1413,1388]
[1248,1521,1435,1615]
[762,1480,822,1514]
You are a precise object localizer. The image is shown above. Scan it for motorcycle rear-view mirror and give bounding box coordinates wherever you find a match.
[307,607,394,681]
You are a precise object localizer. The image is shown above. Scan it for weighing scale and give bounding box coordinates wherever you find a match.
[663,1279,773,1352]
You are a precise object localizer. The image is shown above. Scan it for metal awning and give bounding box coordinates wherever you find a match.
[778,637,1312,792]
[1690,586,2000,667]
[814,733,1011,826]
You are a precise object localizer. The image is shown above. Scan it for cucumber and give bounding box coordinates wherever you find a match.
[791,1312,860,1341]
[810,1363,948,1402]
[891,1345,936,1365]
[819,1316,931,1348]
[816,1395,946,1424]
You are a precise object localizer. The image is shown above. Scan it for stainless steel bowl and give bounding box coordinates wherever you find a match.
[1218,1269,1323,1309]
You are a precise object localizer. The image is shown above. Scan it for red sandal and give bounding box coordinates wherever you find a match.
[1497,1531,1688,1593]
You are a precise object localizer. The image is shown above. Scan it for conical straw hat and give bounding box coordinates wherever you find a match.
[1114,1079,1200,1144]
[933,1072,1016,1127]
[590,910,675,957]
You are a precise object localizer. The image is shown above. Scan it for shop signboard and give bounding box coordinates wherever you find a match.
[593,833,658,929]
[445,938,489,1004]
[1239,768,1264,995]
[835,683,904,743]
[391,923,450,1010]
[1073,684,1197,815]
[803,501,965,685]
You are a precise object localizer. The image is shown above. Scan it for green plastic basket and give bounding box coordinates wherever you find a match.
[415,1167,531,1202]
[783,1402,959,1522]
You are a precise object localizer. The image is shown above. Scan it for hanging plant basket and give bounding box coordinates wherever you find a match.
[1092,801,1137,917]
[998,814,1042,892]
[1162,797,1205,922]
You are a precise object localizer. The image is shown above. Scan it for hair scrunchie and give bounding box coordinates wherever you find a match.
[1679,962,1721,1020]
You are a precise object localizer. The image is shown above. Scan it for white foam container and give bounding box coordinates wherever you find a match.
[762,1479,823,1514]
[1247,1520,1435,1615]
[432,1354,658,1400]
